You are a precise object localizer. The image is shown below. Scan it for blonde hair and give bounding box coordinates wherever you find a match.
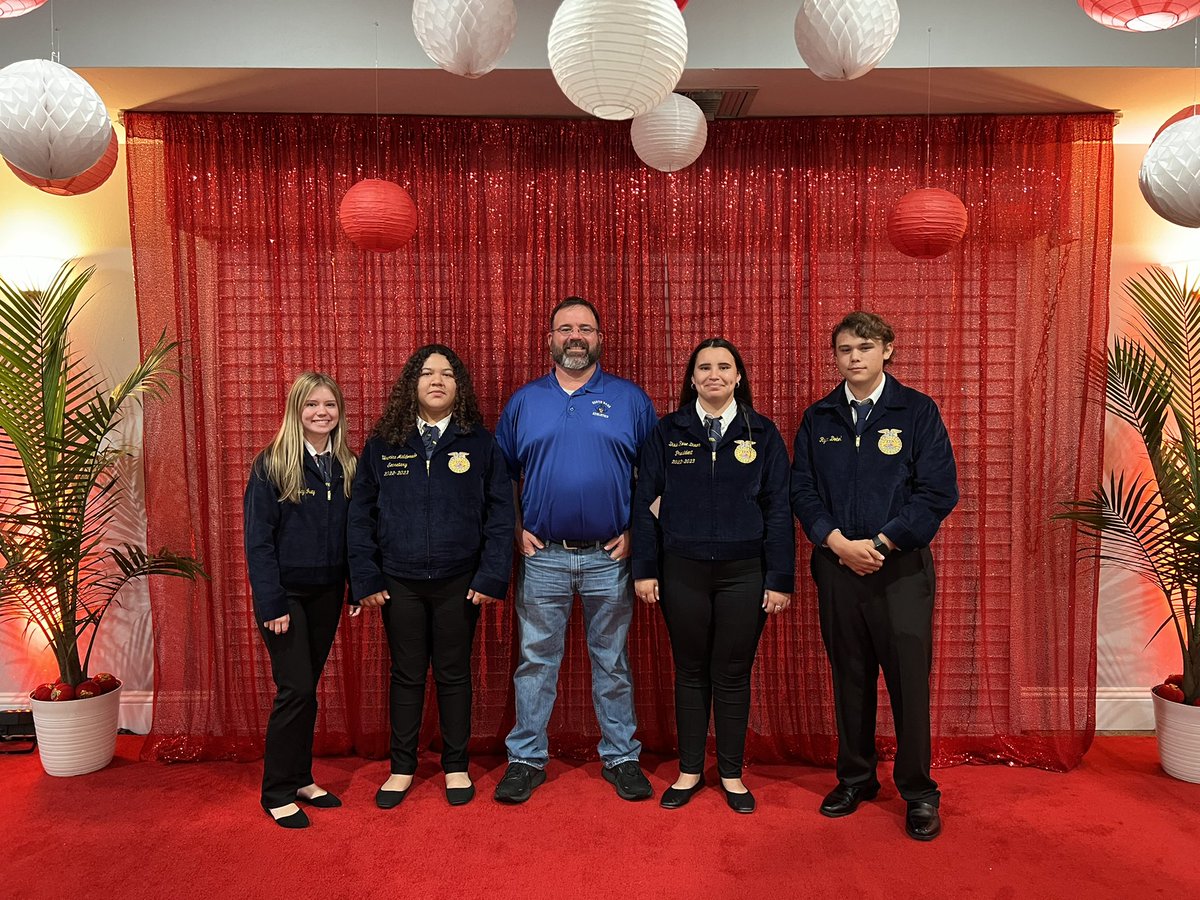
[261,372,356,503]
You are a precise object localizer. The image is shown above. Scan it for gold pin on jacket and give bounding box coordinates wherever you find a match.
[734,440,757,464]
[448,451,471,473]
[877,429,903,455]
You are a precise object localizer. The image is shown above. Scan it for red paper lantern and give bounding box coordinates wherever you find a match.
[887,188,968,260]
[0,0,48,18]
[338,179,418,253]
[676,0,688,8]
[6,129,119,196]
[1077,0,1200,31]
[1154,105,1200,141]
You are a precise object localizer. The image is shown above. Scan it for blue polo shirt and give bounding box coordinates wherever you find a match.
[496,365,657,541]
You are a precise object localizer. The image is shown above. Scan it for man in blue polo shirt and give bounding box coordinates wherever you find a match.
[493,296,657,804]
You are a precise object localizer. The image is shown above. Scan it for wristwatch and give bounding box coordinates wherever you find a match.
[871,536,892,557]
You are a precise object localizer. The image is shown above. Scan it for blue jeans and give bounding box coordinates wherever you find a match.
[505,542,641,768]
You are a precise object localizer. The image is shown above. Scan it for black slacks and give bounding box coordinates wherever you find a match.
[258,584,343,808]
[380,572,479,775]
[660,553,766,780]
[812,546,939,805]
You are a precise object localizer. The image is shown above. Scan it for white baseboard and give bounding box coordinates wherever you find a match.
[1097,686,1155,731]
[0,689,152,734]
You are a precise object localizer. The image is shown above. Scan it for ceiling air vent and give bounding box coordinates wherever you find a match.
[676,88,757,120]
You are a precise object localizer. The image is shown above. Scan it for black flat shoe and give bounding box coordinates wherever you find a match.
[263,805,309,829]
[446,783,476,806]
[722,785,756,814]
[905,801,942,841]
[375,785,411,810]
[660,780,704,809]
[819,783,880,818]
[297,790,341,808]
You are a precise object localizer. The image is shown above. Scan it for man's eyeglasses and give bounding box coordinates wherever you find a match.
[552,325,598,336]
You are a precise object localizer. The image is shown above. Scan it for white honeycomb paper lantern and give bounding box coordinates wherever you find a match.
[412,0,517,79]
[0,59,112,180]
[794,0,900,82]
[1139,115,1200,227]
[548,0,688,121]
[631,93,707,172]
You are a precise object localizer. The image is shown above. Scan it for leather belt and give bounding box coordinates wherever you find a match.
[548,538,608,551]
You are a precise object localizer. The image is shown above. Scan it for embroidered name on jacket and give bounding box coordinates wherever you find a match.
[818,435,844,444]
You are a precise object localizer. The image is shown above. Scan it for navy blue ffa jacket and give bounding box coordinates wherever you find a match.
[632,405,796,593]
[791,376,958,550]
[243,453,350,624]
[347,423,515,602]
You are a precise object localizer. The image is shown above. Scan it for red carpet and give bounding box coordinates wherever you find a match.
[4,736,1196,899]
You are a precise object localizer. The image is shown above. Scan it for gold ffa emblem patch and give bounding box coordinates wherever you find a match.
[877,429,903,455]
[733,440,757,464]
[448,452,471,474]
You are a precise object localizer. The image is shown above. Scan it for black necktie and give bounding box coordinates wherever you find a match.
[422,424,440,457]
[852,399,874,436]
[316,451,331,481]
[704,415,722,445]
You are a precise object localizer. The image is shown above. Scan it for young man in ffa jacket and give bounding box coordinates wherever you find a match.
[791,312,958,841]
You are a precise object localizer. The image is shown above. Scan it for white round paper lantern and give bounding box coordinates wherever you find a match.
[631,93,707,172]
[0,59,112,180]
[1139,115,1200,228]
[794,0,900,81]
[412,0,517,79]
[548,0,688,121]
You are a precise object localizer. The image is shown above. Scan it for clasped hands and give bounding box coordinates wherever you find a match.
[828,530,894,576]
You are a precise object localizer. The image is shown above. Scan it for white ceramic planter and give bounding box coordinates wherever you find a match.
[1152,689,1200,784]
[30,684,122,777]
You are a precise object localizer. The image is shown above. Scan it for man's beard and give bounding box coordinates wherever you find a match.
[552,341,600,371]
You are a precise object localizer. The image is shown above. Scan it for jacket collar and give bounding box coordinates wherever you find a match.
[668,402,754,448]
[406,420,463,456]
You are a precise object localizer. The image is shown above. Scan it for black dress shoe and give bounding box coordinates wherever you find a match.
[659,779,704,809]
[601,761,653,801]
[722,785,756,814]
[446,783,476,806]
[262,805,310,829]
[297,790,342,808]
[819,783,880,818]
[905,801,942,841]
[375,784,411,809]
[493,762,546,804]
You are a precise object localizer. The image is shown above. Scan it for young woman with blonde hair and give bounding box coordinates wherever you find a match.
[244,371,358,828]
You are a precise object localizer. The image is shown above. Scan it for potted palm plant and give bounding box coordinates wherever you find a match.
[1056,265,1200,783]
[0,263,204,776]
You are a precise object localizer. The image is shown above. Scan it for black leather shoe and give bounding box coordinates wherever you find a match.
[446,783,476,806]
[493,762,546,804]
[905,801,942,841]
[722,785,756,814]
[602,760,653,801]
[263,805,309,829]
[297,790,341,808]
[375,784,410,810]
[819,783,880,818]
[659,779,704,809]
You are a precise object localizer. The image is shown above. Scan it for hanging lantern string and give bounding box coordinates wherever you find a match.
[49,0,58,63]
[374,20,381,180]
[923,26,932,187]
[1192,18,1198,117]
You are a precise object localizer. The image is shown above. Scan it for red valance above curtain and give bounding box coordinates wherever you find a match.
[126,111,1112,770]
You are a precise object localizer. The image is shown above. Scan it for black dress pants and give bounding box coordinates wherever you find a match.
[660,554,766,780]
[812,546,939,805]
[381,572,479,775]
[258,584,343,809]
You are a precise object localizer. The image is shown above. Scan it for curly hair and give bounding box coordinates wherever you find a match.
[372,344,482,444]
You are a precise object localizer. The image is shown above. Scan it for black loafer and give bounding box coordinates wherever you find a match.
[905,801,942,841]
[819,783,880,818]
[263,805,309,829]
[446,783,476,806]
[660,779,704,809]
[493,762,546,804]
[601,760,653,801]
[722,785,756,814]
[375,785,410,809]
[297,790,341,808]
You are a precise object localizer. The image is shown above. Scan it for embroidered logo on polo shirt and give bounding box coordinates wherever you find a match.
[877,429,903,455]
[448,452,471,474]
[591,400,612,419]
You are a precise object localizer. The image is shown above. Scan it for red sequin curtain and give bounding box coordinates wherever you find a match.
[126,112,1111,770]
